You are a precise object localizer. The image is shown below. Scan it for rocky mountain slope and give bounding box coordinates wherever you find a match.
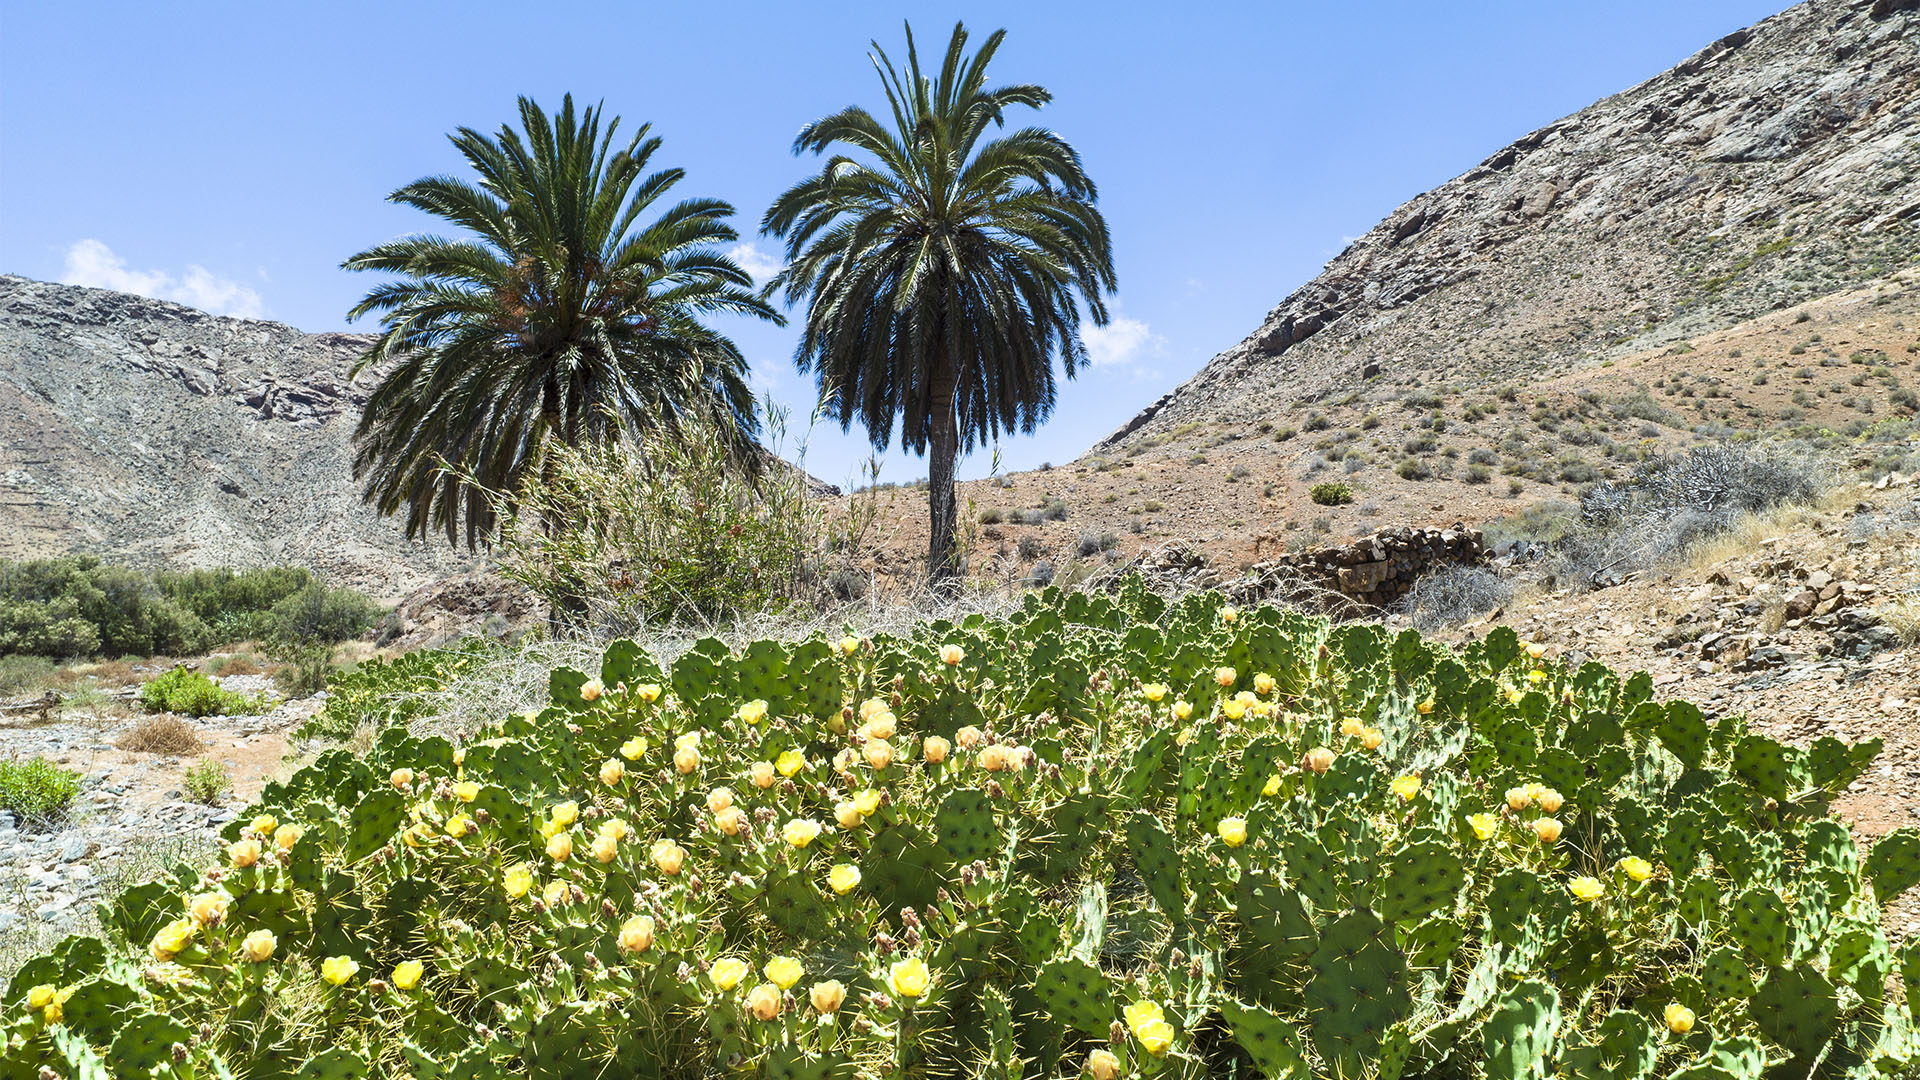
[1101,0,1920,450]
[0,275,466,600]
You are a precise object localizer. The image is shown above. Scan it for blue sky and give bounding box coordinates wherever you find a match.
[1,1,1786,489]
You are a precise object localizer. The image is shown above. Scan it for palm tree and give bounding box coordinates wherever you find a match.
[344,94,781,547]
[763,22,1116,581]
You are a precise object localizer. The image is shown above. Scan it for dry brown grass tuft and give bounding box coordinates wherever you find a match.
[1878,597,1920,646]
[117,713,205,755]
[210,654,263,677]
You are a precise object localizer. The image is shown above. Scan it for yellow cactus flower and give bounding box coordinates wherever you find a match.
[27,984,56,1009]
[889,957,931,999]
[776,749,807,778]
[1467,813,1499,841]
[1505,688,1523,705]
[578,677,604,702]
[1505,787,1531,811]
[923,736,951,764]
[1221,697,1248,721]
[1172,700,1193,721]
[783,818,822,848]
[321,955,359,986]
[1214,666,1237,687]
[838,635,860,657]
[738,699,769,726]
[1253,672,1276,695]
[188,891,229,926]
[956,726,984,749]
[546,832,573,863]
[853,789,882,816]
[864,739,894,770]
[764,956,805,990]
[228,837,262,869]
[599,759,625,786]
[706,787,734,814]
[549,800,578,827]
[1303,747,1335,774]
[828,863,862,895]
[1568,876,1605,902]
[1340,717,1367,737]
[1137,1019,1175,1056]
[240,929,277,963]
[1536,788,1565,814]
[503,864,533,899]
[1262,774,1281,797]
[1619,856,1655,882]
[1124,1000,1165,1035]
[710,957,749,991]
[592,832,619,864]
[810,979,847,1014]
[864,711,897,739]
[1664,1002,1695,1034]
[1361,727,1386,751]
[1530,818,1563,844]
[444,814,473,839]
[836,800,865,829]
[747,760,775,789]
[939,643,965,666]
[619,915,656,954]
[1417,698,1435,715]
[674,745,701,775]
[1526,669,1548,684]
[543,880,568,907]
[651,840,687,876]
[1217,816,1248,848]
[1086,1049,1121,1080]
[600,817,631,842]
[1390,775,1423,802]
[392,960,424,991]
[1526,642,1547,660]
[619,738,646,762]
[715,805,747,835]
[390,768,414,789]
[250,814,278,836]
[1142,683,1167,703]
[273,823,305,850]
[747,981,783,1020]
[150,918,194,962]
[637,683,662,703]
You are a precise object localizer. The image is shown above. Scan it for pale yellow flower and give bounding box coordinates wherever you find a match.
[864,739,894,770]
[1664,1003,1695,1034]
[1086,1049,1121,1080]
[240,929,276,963]
[1390,775,1423,802]
[321,955,359,986]
[592,832,619,864]
[273,823,305,850]
[710,957,749,991]
[956,726,984,749]
[1530,818,1563,844]
[188,891,229,926]
[600,759,625,786]
[546,832,573,863]
[651,840,686,875]
[1619,856,1655,882]
[1137,1019,1175,1056]
[1253,672,1276,695]
[864,711,897,740]
[444,813,473,839]
[838,636,860,657]
[619,915,656,954]
[828,863,862,895]
[619,738,647,762]
[580,678,604,702]
[923,736,950,764]
[810,979,847,1014]
[1214,666,1237,687]
[776,749,806,778]
[250,814,278,836]
[503,864,533,899]
[939,644,965,666]
[674,745,701,775]
[1467,813,1499,841]
[1142,683,1167,703]
[751,761,777,789]
[1361,727,1385,751]
[747,982,783,1020]
[150,918,194,962]
[783,818,822,848]
[1172,700,1193,721]
[1303,747,1335,774]
[738,699,769,725]
[1536,788,1565,814]
[390,768,414,789]
[889,957,931,999]
[764,956,805,990]
[706,787,734,814]
[228,837,261,869]
[1568,876,1605,902]
[715,805,747,836]
[1217,816,1247,847]
[391,960,424,990]
[637,683,662,703]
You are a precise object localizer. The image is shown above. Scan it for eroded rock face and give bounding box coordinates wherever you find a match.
[1100,0,1920,449]
[0,275,468,601]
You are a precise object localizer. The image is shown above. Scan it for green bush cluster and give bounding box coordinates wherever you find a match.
[0,558,378,660]
[1308,482,1354,506]
[6,586,1917,1078]
[137,668,266,718]
[295,639,498,742]
[0,757,81,825]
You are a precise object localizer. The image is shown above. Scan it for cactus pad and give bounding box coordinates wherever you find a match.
[1866,827,1920,904]
[1304,908,1411,1073]
[1033,955,1113,1037]
[1728,885,1792,967]
[296,1048,372,1079]
[1560,1008,1656,1080]
[1377,838,1466,925]
[1482,978,1561,1080]
[1125,811,1185,918]
[108,1010,194,1075]
[1220,998,1309,1080]
[1748,963,1840,1061]
[934,787,999,866]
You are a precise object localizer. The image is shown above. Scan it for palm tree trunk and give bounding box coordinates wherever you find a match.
[927,366,960,584]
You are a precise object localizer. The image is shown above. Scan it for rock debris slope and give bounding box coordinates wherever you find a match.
[0,275,466,600]
[1102,0,1920,449]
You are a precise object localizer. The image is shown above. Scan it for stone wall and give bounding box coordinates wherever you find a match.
[1252,523,1487,608]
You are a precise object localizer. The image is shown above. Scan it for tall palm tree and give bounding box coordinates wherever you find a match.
[763,22,1116,581]
[345,94,781,547]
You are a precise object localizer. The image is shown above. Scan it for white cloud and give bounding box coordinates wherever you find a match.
[1083,313,1165,378]
[727,242,784,283]
[59,239,267,319]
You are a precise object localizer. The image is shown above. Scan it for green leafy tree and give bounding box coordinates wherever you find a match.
[763,22,1116,580]
[345,95,783,546]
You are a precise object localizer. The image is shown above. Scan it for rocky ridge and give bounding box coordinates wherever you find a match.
[1101,0,1920,450]
[0,275,467,600]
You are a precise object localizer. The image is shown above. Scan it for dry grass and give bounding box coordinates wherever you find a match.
[208,653,262,677]
[116,713,205,755]
[1879,597,1920,646]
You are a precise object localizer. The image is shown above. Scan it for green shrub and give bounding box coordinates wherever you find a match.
[137,667,265,718]
[0,654,54,698]
[0,757,80,824]
[183,758,230,806]
[9,588,1915,1076]
[295,639,496,742]
[1308,481,1354,505]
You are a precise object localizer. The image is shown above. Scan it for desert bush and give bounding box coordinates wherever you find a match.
[1581,443,1826,530]
[1016,535,1046,561]
[295,639,499,743]
[183,758,230,806]
[0,654,54,698]
[1041,497,1069,522]
[1309,481,1354,506]
[0,757,80,825]
[1399,564,1514,631]
[1076,529,1119,557]
[1395,459,1433,481]
[117,714,205,755]
[137,668,265,718]
[490,416,817,631]
[261,583,380,648]
[9,589,1915,1077]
